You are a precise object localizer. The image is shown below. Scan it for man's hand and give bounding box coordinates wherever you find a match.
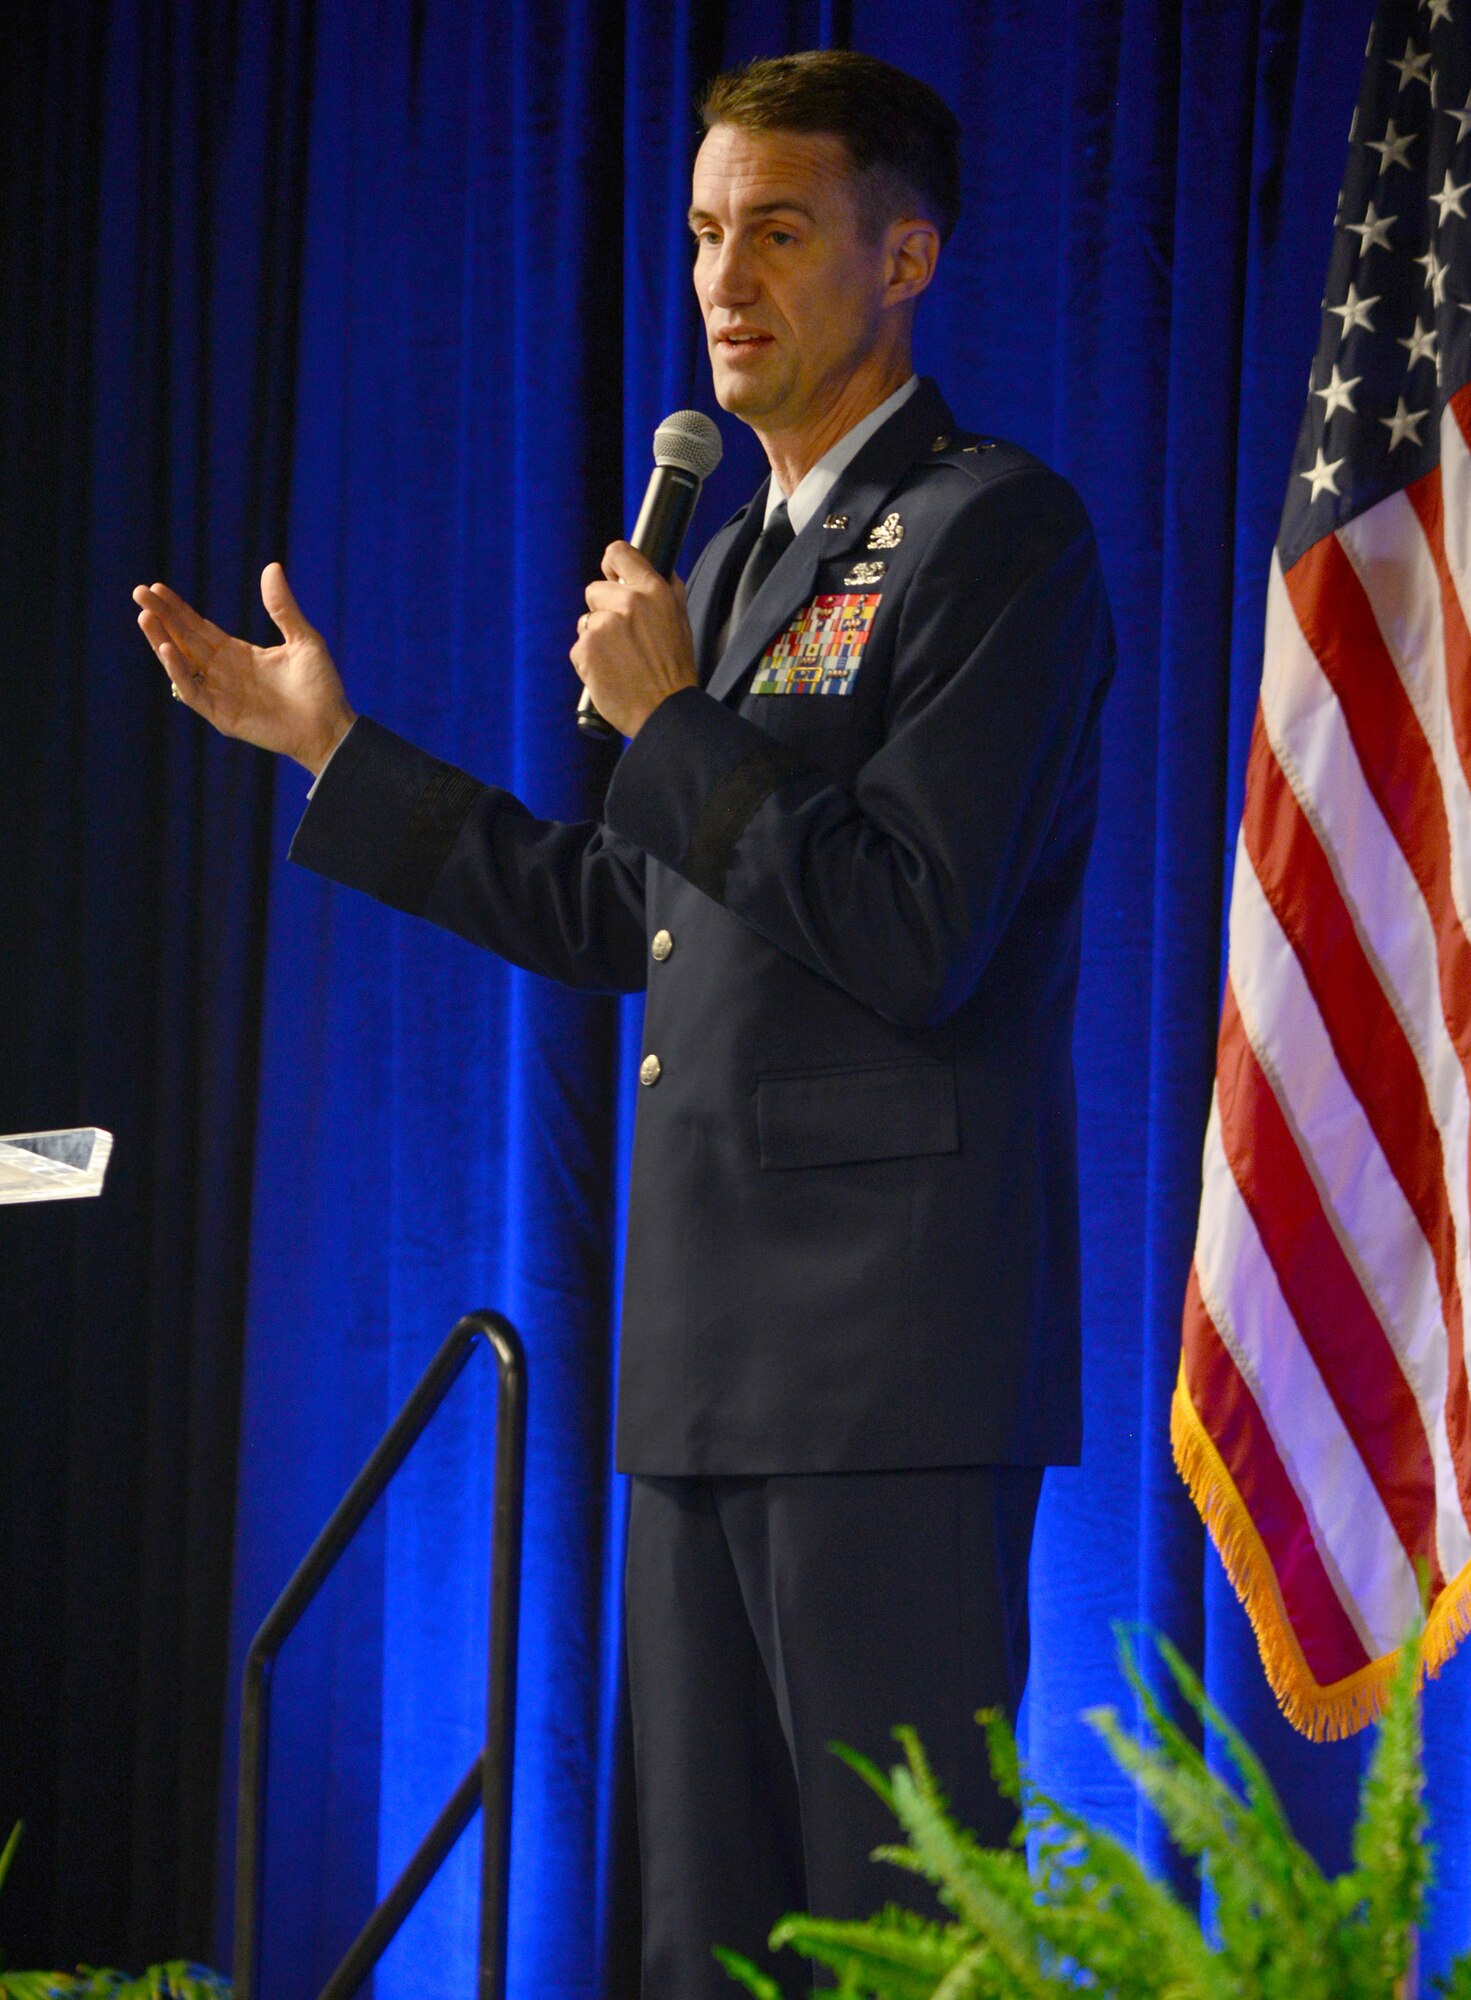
[133,562,355,776]
[571,542,699,737]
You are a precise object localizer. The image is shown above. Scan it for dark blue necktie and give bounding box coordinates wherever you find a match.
[727,500,794,636]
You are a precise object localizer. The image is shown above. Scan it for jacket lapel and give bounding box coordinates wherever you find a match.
[704,378,957,705]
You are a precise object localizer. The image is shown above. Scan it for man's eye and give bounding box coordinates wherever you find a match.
[767,230,796,246]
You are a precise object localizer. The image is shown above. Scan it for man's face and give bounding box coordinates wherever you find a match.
[689,124,895,431]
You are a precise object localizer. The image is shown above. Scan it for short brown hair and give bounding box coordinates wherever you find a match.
[698,50,962,245]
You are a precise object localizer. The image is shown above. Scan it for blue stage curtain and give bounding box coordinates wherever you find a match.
[222,3,1471,1993]
[9,1,1471,1994]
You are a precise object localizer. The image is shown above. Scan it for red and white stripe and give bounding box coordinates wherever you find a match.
[1181,385,1471,1724]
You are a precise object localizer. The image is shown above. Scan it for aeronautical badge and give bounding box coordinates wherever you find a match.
[866,511,903,550]
[843,559,886,586]
[750,593,882,696]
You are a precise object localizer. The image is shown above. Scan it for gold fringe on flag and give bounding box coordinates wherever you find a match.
[1171,1358,1471,1740]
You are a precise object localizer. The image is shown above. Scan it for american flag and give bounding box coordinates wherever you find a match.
[1174,0,1471,1739]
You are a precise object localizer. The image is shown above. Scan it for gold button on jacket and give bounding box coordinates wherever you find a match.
[651,929,673,961]
[639,1053,662,1086]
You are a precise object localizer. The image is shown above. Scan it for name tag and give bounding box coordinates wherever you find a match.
[751,592,881,696]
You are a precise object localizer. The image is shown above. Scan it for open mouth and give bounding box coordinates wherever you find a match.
[716,331,774,353]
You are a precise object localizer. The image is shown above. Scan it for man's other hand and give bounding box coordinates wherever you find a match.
[572,542,699,737]
[133,562,355,776]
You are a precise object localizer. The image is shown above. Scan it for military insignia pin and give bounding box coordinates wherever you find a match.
[822,512,849,531]
[866,512,903,550]
[843,560,886,586]
[751,592,882,696]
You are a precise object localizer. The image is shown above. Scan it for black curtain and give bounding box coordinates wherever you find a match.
[0,0,312,1969]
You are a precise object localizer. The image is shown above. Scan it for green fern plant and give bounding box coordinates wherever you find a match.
[0,1968,230,1998]
[0,1824,230,2000]
[719,1627,1458,2000]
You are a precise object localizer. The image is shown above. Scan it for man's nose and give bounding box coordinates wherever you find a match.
[704,239,758,308]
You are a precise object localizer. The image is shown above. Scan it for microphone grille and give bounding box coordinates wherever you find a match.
[653,409,723,482]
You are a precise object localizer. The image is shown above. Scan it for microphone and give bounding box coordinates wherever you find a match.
[577,409,724,738]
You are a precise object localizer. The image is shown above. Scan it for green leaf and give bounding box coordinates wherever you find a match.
[830,1742,899,1815]
[1435,1951,1471,1999]
[0,1969,229,2000]
[878,1753,1065,1996]
[712,1947,783,2000]
[971,1710,1227,1999]
[767,1912,970,1999]
[926,1939,1015,2000]
[1090,1638,1345,1997]
[1337,1632,1429,2000]
[0,1825,21,1908]
[1143,1629,1297,1847]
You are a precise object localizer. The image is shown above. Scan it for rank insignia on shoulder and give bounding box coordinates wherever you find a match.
[866,512,903,550]
[843,559,886,586]
[751,592,881,696]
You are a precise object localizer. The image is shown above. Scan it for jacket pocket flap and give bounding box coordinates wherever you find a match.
[757,1061,959,1171]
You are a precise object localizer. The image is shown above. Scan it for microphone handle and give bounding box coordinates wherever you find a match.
[577,465,702,738]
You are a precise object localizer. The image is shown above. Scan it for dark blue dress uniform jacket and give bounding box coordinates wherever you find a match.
[290,378,1115,1477]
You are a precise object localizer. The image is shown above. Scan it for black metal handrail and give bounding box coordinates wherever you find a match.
[233,1310,526,2000]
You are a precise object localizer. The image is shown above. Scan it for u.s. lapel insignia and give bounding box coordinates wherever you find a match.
[751,592,882,696]
[822,512,849,531]
[843,559,886,586]
[866,511,903,550]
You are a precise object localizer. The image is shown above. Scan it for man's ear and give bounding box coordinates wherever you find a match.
[885,218,940,306]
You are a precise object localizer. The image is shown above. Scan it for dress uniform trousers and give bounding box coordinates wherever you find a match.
[625,1463,1042,1999]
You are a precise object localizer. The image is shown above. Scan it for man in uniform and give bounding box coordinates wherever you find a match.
[135,49,1113,1999]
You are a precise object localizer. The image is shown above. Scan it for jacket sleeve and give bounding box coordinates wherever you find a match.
[601,466,1114,1027]
[289,715,650,993]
